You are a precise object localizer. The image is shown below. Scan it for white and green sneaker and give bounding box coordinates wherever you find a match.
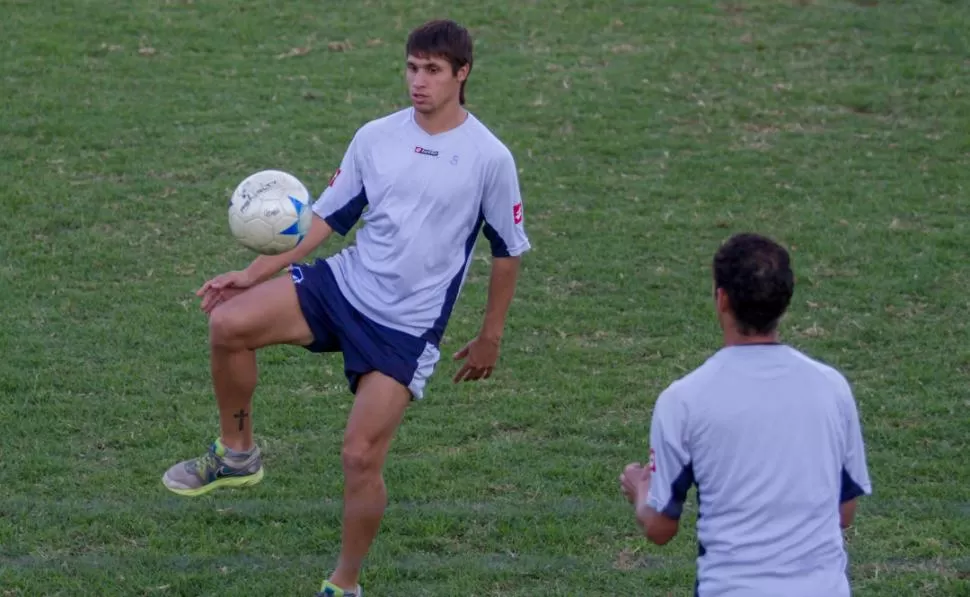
[162,439,264,497]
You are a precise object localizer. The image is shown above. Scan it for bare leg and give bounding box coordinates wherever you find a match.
[207,276,314,452]
[329,371,411,590]
[212,346,258,451]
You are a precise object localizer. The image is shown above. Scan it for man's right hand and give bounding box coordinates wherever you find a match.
[197,270,255,314]
[193,214,335,315]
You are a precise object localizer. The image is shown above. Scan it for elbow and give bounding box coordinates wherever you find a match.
[644,515,679,545]
[636,505,679,546]
[646,526,676,546]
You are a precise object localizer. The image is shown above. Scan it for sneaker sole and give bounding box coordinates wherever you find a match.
[163,467,265,497]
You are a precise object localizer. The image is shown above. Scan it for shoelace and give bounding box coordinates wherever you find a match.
[189,449,219,478]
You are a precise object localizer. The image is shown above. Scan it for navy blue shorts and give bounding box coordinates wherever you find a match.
[289,259,440,399]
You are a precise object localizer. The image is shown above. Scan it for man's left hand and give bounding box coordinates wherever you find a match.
[453,335,500,383]
[620,462,651,504]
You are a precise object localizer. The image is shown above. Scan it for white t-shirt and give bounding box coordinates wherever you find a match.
[312,108,531,344]
[646,344,872,597]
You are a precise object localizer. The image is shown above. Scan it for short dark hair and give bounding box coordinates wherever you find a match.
[713,233,794,335]
[406,19,473,104]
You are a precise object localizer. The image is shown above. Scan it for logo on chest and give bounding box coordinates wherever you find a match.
[414,146,439,157]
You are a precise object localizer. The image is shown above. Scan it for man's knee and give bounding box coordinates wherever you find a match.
[340,372,410,478]
[208,277,313,350]
[209,305,248,350]
[341,438,385,477]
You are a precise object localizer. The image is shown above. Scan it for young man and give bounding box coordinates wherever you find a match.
[620,233,872,597]
[162,20,530,597]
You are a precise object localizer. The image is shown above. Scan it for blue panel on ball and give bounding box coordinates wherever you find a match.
[281,195,307,236]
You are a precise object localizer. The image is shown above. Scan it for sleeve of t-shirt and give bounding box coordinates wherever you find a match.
[839,381,873,502]
[311,131,368,236]
[480,149,531,257]
[645,386,695,519]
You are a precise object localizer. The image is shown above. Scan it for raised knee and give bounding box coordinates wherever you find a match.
[209,306,246,350]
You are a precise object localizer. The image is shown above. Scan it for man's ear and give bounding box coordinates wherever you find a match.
[715,287,731,314]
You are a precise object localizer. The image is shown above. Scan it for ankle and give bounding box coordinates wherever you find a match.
[219,437,256,455]
[328,572,359,591]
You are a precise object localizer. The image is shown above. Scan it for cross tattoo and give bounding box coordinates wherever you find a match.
[234,409,249,431]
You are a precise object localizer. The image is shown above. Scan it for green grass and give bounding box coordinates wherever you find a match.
[2,0,969,595]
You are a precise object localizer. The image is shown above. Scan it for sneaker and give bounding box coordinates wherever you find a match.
[162,439,264,497]
[316,580,362,597]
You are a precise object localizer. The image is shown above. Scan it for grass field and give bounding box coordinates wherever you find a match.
[2,0,969,595]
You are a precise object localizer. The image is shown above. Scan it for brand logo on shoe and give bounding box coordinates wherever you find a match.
[215,465,239,478]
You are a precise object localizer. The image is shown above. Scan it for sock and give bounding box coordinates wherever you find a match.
[218,439,257,462]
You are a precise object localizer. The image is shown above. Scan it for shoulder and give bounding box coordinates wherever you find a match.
[782,346,860,423]
[650,351,737,426]
[351,108,413,146]
[670,351,732,399]
[784,346,853,395]
[462,113,516,166]
[652,357,717,419]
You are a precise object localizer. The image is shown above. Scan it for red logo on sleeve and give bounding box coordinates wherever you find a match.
[328,168,341,187]
[513,202,523,224]
[648,448,656,472]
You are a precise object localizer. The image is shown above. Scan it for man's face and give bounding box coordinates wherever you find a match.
[406,54,466,114]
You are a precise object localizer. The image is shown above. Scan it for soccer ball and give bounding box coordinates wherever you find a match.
[228,170,313,255]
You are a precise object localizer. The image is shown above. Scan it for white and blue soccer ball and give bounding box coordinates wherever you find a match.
[228,169,312,255]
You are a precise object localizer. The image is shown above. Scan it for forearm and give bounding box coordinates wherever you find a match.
[634,483,652,530]
[634,483,679,545]
[479,256,520,341]
[840,499,858,529]
[244,214,333,284]
[242,254,294,285]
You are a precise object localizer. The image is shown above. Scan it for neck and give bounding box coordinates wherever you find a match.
[413,102,467,135]
[722,329,780,347]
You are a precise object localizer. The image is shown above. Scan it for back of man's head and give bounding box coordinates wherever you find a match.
[713,233,794,336]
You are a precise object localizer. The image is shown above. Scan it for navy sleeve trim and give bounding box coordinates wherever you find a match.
[482,222,510,257]
[324,187,368,236]
[840,466,866,503]
[661,462,695,519]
